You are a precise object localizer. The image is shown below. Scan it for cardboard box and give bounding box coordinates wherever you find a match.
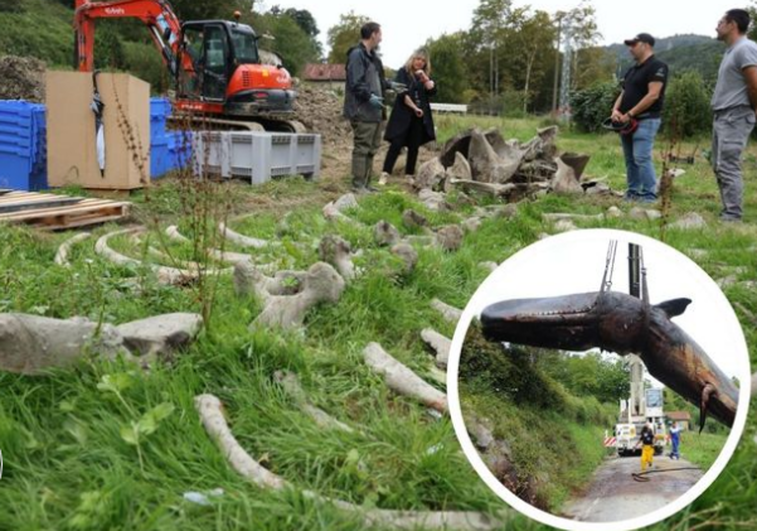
[47,71,150,190]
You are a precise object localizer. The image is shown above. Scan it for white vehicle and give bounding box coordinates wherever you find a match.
[612,386,667,456]
[607,353,667,456]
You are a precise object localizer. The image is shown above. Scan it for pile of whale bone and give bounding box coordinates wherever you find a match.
[411,126,607,200]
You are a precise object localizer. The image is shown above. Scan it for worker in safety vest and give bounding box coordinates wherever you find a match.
[635,422,655,472]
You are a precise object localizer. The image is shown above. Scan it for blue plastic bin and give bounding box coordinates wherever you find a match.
[0,101,47,191]
[150,142,170,179]
[150,97,171,144]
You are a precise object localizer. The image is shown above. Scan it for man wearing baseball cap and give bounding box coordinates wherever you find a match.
[611,32,669,203]
[711,8,757,222]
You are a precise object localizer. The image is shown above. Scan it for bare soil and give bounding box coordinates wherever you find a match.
[294,85,438,187]
[0,55,46,102]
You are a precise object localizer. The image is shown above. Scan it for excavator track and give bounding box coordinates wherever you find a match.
[168,114,306,134]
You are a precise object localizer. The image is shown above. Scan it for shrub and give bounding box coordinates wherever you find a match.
[123,41,170,94]
[569,81,621,133]
[460,324,567,411]
[662,70,712,138]
[0,0,23,13]
[500,89,529,118]
[94,26,126,71]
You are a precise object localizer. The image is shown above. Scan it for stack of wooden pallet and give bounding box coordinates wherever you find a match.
[0,189,131,230]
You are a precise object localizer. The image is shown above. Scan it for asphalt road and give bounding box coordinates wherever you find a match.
[561,453,704,522]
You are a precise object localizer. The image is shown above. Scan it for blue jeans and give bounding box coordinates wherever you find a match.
[621,118,661,201]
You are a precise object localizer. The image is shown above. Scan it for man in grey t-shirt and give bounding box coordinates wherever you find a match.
[711,8,757,221]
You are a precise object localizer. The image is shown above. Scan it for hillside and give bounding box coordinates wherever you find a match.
[0,0,74,66]
[459,322,619,512]
[0,0,170,91]
[607,34,725,82]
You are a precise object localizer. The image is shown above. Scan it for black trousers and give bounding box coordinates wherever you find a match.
[383,117,425,175]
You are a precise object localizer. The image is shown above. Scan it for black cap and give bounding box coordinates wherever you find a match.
[624,33,655,47]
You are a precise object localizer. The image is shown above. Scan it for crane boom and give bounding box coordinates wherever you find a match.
[74,0,182,73]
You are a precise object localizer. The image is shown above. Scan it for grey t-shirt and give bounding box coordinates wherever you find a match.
[711,37,757,111]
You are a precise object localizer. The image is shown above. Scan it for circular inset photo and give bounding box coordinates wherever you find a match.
[447,229,750,531]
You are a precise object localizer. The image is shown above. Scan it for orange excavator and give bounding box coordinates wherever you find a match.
[73,0,304,132]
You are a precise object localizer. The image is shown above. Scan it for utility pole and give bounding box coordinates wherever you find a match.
[551,12,564,116]
[559,17,573,121]
[490,45,494,110]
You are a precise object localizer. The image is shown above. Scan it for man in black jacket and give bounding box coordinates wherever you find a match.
[343,22,390,193]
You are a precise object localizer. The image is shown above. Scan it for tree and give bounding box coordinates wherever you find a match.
[470,0,516,98]
[283,8,322,60]
[562,2,603,90]
[326,11,370,64]
[284,8,319,38]
[426,32,469,103]
[94,24,126,70]
[507,10,555,113]
[244,9,320,76]
[663,70,713,138]
[539,352,630,404]
[169,0,238,21]
[570,81,621,132]
[748,2,757,41]
[467,0,557,113]
[573,46,615,90]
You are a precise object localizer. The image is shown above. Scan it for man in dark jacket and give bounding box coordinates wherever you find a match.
[343,22,391,193]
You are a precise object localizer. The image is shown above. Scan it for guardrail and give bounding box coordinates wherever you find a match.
[430,103,468,114]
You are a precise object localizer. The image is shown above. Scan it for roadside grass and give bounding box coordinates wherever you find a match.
[460,383,612,513]
[0,113,755,529]
[679,430,730,470]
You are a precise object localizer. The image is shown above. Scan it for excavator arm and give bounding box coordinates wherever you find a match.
[73,0,183,73]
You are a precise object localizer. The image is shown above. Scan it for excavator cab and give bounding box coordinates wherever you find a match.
[176,21,295,119]
[178,22,235,102]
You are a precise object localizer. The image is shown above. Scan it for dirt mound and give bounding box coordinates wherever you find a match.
[0,56,46,102]
[294,85,351,145]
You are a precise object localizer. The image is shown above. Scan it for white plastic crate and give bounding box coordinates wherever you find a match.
[193,131,321,184]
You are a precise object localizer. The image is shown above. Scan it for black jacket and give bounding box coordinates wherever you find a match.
[343,42,388,123]
[384,67,436,144]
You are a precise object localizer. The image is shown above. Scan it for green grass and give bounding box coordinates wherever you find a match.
[0,0,73,66]
[0,113,755,529]
[461,385,612,513]
[678,430,730,470]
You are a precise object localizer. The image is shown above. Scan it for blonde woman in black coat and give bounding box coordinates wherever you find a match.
[379,49,437,185]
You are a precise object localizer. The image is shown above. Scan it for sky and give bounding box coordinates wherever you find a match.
[256,0,739,67]
[460,229,750,385]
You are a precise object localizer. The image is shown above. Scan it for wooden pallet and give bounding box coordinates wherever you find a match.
[0,190,131,230]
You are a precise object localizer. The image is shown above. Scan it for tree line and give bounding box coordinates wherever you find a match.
[9,0,757,125]
[461,322,631,411]
[22,0,607,114]
[326,1,609,115]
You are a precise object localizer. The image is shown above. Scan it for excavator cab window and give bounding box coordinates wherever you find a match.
[202,25,230,101]
[230,27,259,65]
[177,26,204,99]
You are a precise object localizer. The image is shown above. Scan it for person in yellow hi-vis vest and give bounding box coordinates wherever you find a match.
[635,422,656,471]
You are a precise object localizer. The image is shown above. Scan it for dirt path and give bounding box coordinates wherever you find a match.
[561,454,704,523]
